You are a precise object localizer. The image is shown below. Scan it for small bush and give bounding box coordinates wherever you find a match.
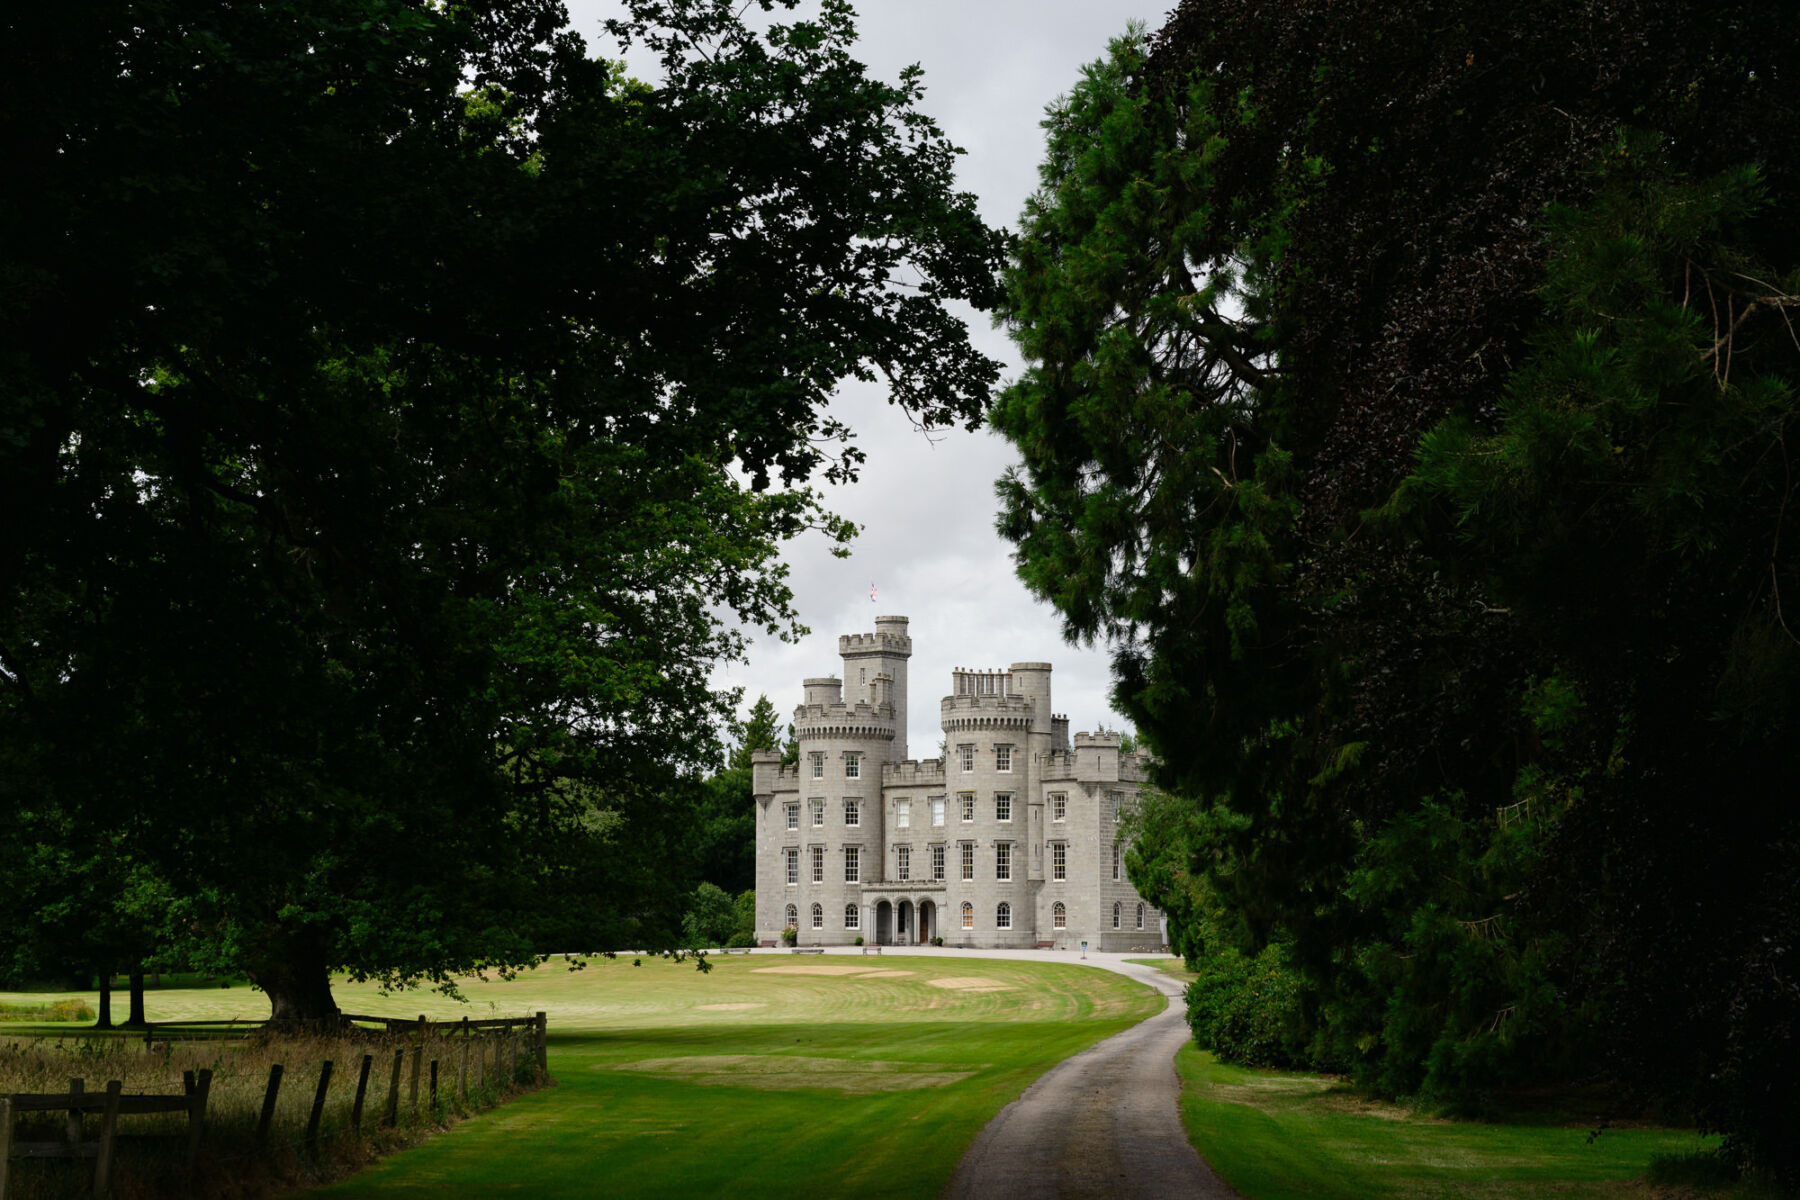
[853,936,864,946]
[0,998,95,1023]
[1185,943,1312,1069]
[780,925,798,947]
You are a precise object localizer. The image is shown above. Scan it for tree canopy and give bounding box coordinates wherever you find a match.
[997,3,1800,1179]
[1,0,1001,1020]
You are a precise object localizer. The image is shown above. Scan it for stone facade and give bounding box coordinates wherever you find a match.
[751,616,1163,951]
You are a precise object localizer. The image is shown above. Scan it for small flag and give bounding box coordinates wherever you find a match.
[870,581,878,603]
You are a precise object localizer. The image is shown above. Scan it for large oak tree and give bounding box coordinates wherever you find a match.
[1,0,1001,1021]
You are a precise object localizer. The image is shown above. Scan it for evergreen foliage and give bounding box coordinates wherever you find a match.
[999,3,1800,1178]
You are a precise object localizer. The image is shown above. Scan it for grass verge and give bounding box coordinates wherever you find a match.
[305,953,1160,1199]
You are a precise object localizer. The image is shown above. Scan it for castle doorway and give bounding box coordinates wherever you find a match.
[918,900,935,944]
[897,900,912,942]
[875,900,893,945]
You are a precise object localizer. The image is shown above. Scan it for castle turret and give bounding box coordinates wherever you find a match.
[839,615,912,763]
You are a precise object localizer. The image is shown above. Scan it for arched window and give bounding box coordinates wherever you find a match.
[997,902,1012,930]
[1136,903,1145,930]
[961,902,974,930]
[811,903,823,930]
[1052,902,1067,930]
[1112,902,1121,929]
[845,904,860,929]
[786,904,798,928]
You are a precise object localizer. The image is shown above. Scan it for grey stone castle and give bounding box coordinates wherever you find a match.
[751,616,1162,949]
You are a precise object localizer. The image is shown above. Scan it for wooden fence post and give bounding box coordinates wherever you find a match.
[536,1012,547,1081]
[66,1078,83,1157]
[351,1054,373,1133]
[385,1050,403,1127]
[1,1096,14,1200]
[257,1065,284,1147]
[408,1045,421,1115]
[186,1069,213,1184]
[306,1060,333,1156]
[92,1080,122,1199]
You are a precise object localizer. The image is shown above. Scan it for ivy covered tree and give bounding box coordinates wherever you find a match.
[1,0,1001,1022]
[998,3,1800,1179]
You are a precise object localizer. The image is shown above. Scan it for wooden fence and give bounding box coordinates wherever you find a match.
[0,1069,211,1199]
[6,1013,548,1198]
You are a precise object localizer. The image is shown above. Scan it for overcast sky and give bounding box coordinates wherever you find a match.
[562,1,1173,758]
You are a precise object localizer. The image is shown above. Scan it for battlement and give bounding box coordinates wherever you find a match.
[793,699,897,743]
[883,758,946,785]
[840,622,912,657]
[1037,730,1144,783]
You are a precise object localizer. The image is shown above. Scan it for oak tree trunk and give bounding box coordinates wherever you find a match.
[124,970,147,1027]
[95,970,113,1029]
[248,932,341,1027]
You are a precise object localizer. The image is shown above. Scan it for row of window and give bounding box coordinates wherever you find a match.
[806,745,1025,780]
[783,791,1128,830]
[780,900,1150,932]
[785,840,1124,885]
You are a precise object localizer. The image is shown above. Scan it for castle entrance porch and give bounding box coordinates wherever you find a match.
[918,900,935,943]
[898,900,913,942]
[875,900,893,945]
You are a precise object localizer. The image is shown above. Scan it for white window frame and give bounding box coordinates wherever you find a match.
[811,845,824,883]
[1112,842,1121,881]
[810,799,824,827]
[995,842,1012,882]
[844,845,860,883]
[896,799,910,828]
[1053,902,1067,930]
[1136,902,1145,930]
[961,902,973,930]
[845,799,860,827]
[897,845,911,882]
[960,842,975,882]
[844,753,861,779]
[931,844,945,881]
[785,903,797,928]
[959,744,975,772]
[931,797,946,827]
[811,902,823,930]
[996,902,1012,930]
[995,793,1012,822]
[995,745,1012,772]
[785,848,798,885]
[785,802,799,830]
[1052,842,1066,882]
[960,793,975,822]
[810,752,824,779]
[1113,902,1122,929]
[845,904,860,930]
[1051,792,1066,822]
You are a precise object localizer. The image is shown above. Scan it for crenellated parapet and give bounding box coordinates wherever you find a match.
[750,748,800,799]
[1037,730,1143,784]
[839,627,913,657]
[883,758,946,786]
[940,691,1035,732]
[793,699,897,743]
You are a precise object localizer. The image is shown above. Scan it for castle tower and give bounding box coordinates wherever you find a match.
[839,615,912,763]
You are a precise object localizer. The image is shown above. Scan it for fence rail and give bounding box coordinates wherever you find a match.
[0,1070,211,1198]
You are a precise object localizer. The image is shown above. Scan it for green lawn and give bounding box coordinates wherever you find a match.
[280,953,1160,1199]
[1172,1031,1720,1199]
